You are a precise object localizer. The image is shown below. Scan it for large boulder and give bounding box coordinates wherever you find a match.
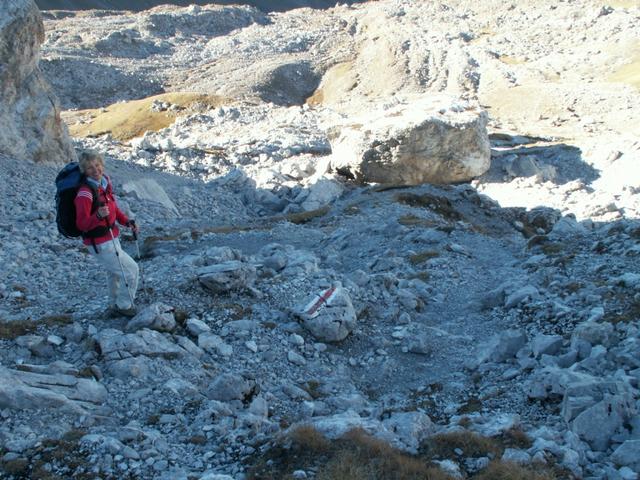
[95,328,187,361]
[121,179,179,216]
[0,365,107,414]
[328,96,490,185]
[570,395,635,451]
[197,260,257,294]
[0,0,76,163]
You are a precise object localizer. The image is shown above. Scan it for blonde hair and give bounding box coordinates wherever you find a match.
[78,150,104,173]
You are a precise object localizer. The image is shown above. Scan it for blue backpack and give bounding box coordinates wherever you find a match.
[55,162,100,238]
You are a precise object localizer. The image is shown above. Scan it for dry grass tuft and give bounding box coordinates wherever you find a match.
[540,243,565,255]
[396,193,462,221]
[408,271,431,282]
[603,296,640,324]
[0,430,93,480]
[526,235,548,249]
[318,429,452,480]
[501,428,532,450]
[456,396,483,415]
[188,435,208,445]
[282,205,331,224]
[306,61,357,106]
[288,425,331,452]
[398,214,438,227]
[41,314,73,327]
[424,431,501,459]
[247,427,455,480]
[65,92,226,141]
[1,458,29,477]
[0,320,37,340]
[409,250,440,265]
[0,314,71,341]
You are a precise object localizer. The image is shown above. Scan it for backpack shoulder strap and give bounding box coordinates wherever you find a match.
[80,177,101,213]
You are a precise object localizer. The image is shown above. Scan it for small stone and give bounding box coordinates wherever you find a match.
[46,335,64,346]
[186,318,211,336]
[288,350,306,366]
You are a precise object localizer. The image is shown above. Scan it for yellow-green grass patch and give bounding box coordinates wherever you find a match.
[609,53,640,90]
[64,92,227,141]
[409,250,440,265]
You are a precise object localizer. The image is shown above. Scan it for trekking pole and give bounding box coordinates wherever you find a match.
[130,220,145,293]
[107,223,136,308]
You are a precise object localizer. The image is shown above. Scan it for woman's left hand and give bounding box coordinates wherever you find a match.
[127,220,139,235]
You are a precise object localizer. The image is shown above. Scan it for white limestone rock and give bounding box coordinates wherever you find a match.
[501,448,532,465]
[0,0,76,164]
[121,178,179,216]
[531,334,564,358]
[477,329,527,364]
[471,413,521,437]
[294,284,357,342]
[95,328,186,361]
[205,373,256,402]
[611,440,640,471]
[549,215,587,237]
[186,318,211,337]
[328,96,490,185]
[198,332,233,357]
[308,410,394,442]
[382,411,437,453]
[611,273,640,289]
[197,261,257,294]
[200,474,235,480]
[287,350,306,366]
[571,395,635,451]
[0,365,107,414]
[504,285,539,309]
[572,321,617,348]
[126,302,176,333]
[107,356,152,380]
[299,178,344,211]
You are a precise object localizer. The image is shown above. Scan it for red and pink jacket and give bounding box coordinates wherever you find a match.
[74,175,130,247]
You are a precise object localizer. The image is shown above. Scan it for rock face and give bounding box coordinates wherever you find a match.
[0,0,75,163]
[0,365,107,414]
[329,96,490,185]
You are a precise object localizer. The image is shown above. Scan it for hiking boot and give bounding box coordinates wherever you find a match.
[103,306,120,319]
[115,306,137,318]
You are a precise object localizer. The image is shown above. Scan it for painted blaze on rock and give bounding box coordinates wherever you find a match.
[295,284,357,342]
[329,96,490,185]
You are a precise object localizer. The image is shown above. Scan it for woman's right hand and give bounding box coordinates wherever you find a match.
[97,205,110,219]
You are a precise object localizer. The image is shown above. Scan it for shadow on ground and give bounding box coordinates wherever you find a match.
[480,134,600,186]
[41,58,164,110]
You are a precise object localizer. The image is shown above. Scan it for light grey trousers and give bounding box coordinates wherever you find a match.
[90,237,139,309]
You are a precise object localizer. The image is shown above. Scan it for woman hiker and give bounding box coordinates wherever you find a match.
[75,150,140,318]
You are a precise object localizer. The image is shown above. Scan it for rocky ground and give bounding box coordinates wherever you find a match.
[1,0,639,479]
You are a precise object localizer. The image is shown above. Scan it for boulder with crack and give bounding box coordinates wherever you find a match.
[0,365,107,414]
[328,95,490,185]
[95,328,187,361]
